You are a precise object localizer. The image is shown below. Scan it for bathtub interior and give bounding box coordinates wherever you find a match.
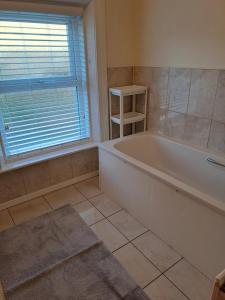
[114,135,225,204]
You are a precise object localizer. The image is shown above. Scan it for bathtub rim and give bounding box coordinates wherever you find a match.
[99,133,225,217]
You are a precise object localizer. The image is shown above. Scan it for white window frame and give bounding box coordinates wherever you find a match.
[0,11,92,164]
[0,0,108,171]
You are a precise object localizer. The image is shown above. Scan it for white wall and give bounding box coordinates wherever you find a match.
[134,0,225,69]
[106,0,135,68]
[0,0,83,15]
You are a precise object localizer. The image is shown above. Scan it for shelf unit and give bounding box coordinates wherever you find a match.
[109,85,148,138]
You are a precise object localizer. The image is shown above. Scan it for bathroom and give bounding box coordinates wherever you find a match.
[0,0,225,299]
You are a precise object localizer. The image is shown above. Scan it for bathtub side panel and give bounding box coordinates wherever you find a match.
[99,148,225,280]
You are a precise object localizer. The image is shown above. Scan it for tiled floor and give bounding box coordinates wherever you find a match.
[0,176,213,300]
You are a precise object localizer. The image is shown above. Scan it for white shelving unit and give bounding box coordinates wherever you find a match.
[109,85,148,138]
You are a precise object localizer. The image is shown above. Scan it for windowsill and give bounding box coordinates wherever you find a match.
[0,141,99,174]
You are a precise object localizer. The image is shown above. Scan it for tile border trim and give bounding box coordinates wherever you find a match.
[0,171,98,211]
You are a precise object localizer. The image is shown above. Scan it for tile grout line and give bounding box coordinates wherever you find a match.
[163,273,191,300]
[111,241,131,254]
[7,208,16,226]
[2,183,193,299]
[162,257,184,274]
[3,180,212,299]
[42,196,53,211]
[206,70,220,149]
[130,240,164,274]
[42,176,99,209]
[73,176,101,200]
[141,257,191,300]
[141,273,163,290]
[108,208,149,233]
[105,215,145,246]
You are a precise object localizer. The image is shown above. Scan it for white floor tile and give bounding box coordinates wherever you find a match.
[75,177,102,198]
[165,260,212,300]
[91,219,128,252]
[89,194,121,217]
[144,275,188,300]
[45,186,86,209]
[108,210,148,241]
[114,243,160,288]
[73,201,104,226]
[133,231,181,272]
[9,197,51,225]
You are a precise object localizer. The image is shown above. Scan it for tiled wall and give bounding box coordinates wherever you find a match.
[0,147,98,205]
[107,66,225,154]
[107,67,134,138]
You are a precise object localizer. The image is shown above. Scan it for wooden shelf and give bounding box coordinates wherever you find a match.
[111,112,145,125]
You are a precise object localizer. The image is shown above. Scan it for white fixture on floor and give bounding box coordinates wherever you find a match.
[109,85,148,138]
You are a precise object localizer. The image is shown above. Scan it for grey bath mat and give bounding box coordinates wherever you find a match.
[0,205,150,300]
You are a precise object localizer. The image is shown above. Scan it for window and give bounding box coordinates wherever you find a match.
[0,11,90,160]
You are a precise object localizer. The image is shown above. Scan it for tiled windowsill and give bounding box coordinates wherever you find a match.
[0,141,99,175]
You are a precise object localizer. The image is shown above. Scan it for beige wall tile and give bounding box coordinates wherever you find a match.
[45,186,86,209]
[150,67,169,111]
[148,109,167,135]
[107,67,133,88]
[114,243,160,288]
[22,161,51,193]
[183,115,211,148]
[168,68,191,113]
[208,121,225,153]
[0,170,26,204]
[213,70,225,122]
[48,155,73,185]
[9,197,51,225]
[0,150,98,206]
[0,210,14,232]
[164,111,186,140]
[188,69,219,118]
[133,66,152,88]
[71,148,98,178]
[107,66,224,152]
[107,66,134,138]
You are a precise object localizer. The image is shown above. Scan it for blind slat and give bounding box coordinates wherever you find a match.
[0,12,90,158]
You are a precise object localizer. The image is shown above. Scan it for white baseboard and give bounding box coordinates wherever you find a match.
[0,171,99,211]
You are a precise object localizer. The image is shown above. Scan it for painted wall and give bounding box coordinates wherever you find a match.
[106,0,135,68]
[0,0,83,16]
[134,0,225,69]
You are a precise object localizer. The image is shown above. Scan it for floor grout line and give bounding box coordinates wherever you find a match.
[2,180,210,300]
[163,273,191,300]
[128,229,150,243]
[161,257,184,274]
[141,273,163,290]
[111,241,131,254]
[130,240,164,274]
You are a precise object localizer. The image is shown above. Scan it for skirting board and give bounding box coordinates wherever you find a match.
[0,171,99,211]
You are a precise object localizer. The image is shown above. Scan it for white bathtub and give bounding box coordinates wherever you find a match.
[99,133,225,279]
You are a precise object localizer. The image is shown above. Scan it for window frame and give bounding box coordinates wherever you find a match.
[0,11,92,163]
